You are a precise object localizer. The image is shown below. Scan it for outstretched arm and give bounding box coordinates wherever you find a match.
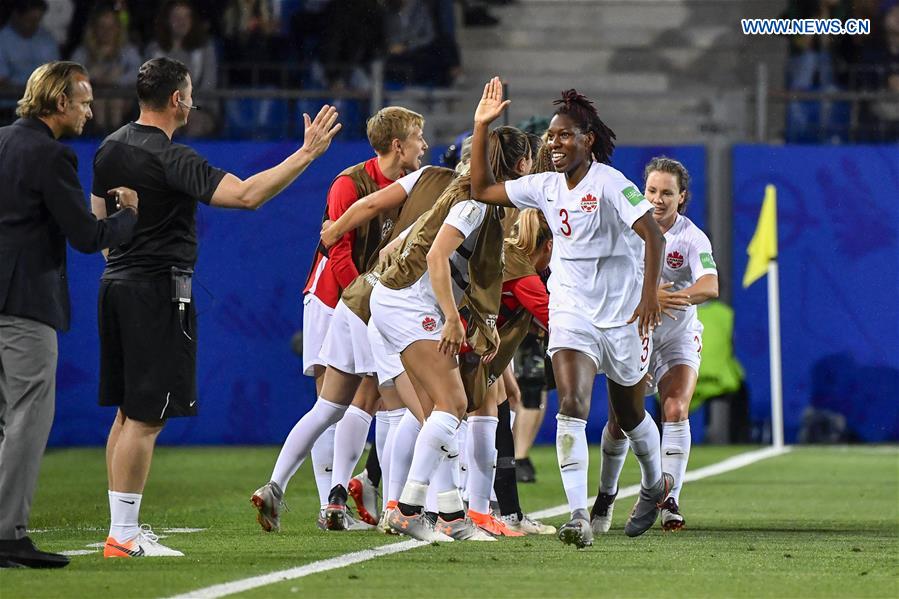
[321,181,409,248]
[470,77,514,208]
[211,105,341,210]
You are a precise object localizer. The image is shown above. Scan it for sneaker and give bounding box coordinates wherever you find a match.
[468,510,525,537]
[515,457,536,483]
[660,496,685,531]
[557,517,593,549]
[104,525,184,558]
[348,471,380,526]
[344,511,376,531]
[624,473,674,538]
[316,509,327,531]
[501,513,556,535]
[590,489,618,535]
[325,485,349,531]
[377,509,400,535]
[387,508,454,542]
[435,516,496,541]
[251,481,285,532]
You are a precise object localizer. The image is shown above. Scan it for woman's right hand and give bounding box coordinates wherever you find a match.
[438,316,466,357]
[658,282,691,320]
[474,77,511,126]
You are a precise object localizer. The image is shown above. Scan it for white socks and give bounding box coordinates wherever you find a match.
[467,416,498,514]
[388,410,422,504]
[330,406,372,490]
[662,420,691,501]
[310,424,336,508]
[599,422,629,495]
[401,411,460,507]
[108,491,141,541]
[556,414,589,515]
[270,397,347,495]
[380,408,406,510]
[625,411,663,489]
[456,419,469,498]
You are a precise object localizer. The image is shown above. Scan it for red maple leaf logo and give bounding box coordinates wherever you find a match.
[422,316,437,332]
[580,193,598,213]
[666,251,684,269]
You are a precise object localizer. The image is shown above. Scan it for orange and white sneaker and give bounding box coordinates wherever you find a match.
[348,471,380,526]
[387,507,453,542]
[467,510,525,537]
[103,525,184,558]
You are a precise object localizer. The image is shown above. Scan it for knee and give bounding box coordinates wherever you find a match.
[557,393,589,421]
[662,396,691,422]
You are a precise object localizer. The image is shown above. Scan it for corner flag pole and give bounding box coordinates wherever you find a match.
[767,260,784,449]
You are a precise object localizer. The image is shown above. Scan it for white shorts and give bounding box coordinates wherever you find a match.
[319,300,375,375]
[367,318,405,386]
[302,294,334,376]
[646,325,703,394]
[370,282,443,356]
[547,309,651,387]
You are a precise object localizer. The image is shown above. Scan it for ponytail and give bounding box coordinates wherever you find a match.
[507,209,552,256]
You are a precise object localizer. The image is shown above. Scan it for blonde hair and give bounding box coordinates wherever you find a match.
[366,106,424,154]
[507,209,552,256]
[16,61,88,119]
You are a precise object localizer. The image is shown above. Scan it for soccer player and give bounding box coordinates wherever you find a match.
[469,77,669,548]
[251,107,428,532]
[592,157,718,533]
[92,57,341,558]
[370,126,532,542]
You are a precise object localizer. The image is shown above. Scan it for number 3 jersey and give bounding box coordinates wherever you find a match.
[652,214,718,344]
[505,162,653,328]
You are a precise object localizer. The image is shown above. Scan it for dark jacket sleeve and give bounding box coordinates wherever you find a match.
[42,145,136,253]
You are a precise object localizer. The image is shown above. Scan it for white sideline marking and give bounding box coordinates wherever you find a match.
[165,540,427,599]
[164,446,790,599]
[532,445,792,520]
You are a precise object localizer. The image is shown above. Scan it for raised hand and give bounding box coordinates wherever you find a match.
[301,105,342,158]
[474,76,511,126]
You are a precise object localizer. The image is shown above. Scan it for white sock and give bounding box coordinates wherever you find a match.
[388,410,421,503]
[380,408,406,510]
[271,398,347,493]
[599,423,629,495]
[556,414,589,516]
[437,489,465,517]
[401,411,459,507]
[330,406,372,490]
[431,433,459,494]
[625,411,663,489]
[467,415,498,515]
[662,420,691,501]
[108,491,141,541]
[374,410,390,472]
[456,420,469,498]
[310,424,336,508]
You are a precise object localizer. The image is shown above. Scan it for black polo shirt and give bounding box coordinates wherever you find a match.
[92,123,226,279]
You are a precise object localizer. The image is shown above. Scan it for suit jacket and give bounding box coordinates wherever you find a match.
[0,118,136,332]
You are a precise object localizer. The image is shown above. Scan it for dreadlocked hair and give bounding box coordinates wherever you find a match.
[644,156,691,214]
[507,209,552,256]
[552,89,616,164]
[439,126,531,206]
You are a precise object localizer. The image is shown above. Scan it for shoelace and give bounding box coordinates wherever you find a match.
[138,524,159,544]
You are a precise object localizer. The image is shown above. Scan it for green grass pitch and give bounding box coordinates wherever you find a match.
[2,445,896,598]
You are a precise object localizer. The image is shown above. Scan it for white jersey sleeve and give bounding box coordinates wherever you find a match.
[395,166,431,195]
[602,176,654,228]
[504,173,549,211]
[688,227,718,279]
[443,200,487,238]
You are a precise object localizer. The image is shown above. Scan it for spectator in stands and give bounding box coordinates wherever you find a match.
[858,0,899,140]
[0,0,59,86]
[146,0,217,136]
[221,0,279,63]
[71,5,141,132]
[383,0,455,87]
[42,0,74,48]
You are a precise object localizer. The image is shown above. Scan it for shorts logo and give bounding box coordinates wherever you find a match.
[580,193,598,213]
[422,316,437,332]
[666,250,685,269]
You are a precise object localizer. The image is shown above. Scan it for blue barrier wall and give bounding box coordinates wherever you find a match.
[731,145,899,443]
[49,141,705,446]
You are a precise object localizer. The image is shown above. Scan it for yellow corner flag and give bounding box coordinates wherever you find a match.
[742,184,778,288]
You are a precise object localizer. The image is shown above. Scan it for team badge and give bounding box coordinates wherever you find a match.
[422,316,437,332]
[381,218,395,240]
[580,193,598,213]
[667,250,685,269]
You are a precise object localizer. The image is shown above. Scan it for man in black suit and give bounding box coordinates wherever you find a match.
[0,61,139,569]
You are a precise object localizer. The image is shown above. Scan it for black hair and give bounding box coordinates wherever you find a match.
[644,156,691,214]
[552,89,616,164]
[137,57,189,110]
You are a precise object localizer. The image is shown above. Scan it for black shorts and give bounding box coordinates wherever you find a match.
[98,278,197,422]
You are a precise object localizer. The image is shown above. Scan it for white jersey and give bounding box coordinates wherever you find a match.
[505,162,653,328]
[653,214,718,343]
[396,165,430,194]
